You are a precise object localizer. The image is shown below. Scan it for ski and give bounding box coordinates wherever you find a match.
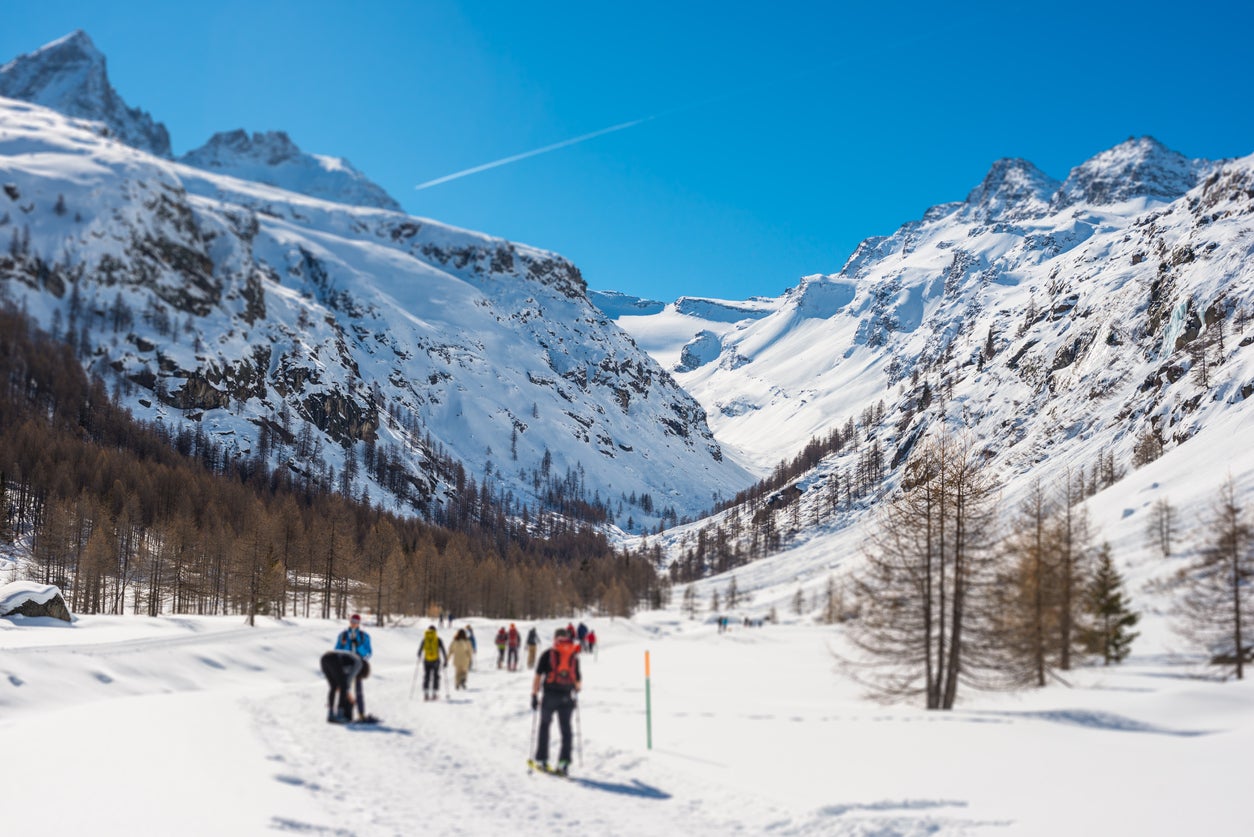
[526,759,570,778]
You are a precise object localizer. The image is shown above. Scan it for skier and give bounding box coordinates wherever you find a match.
[320,648,361,723]
[525,625,541,669]
[576,621,589,648]
[585,628,597,657]
[449,628,474,690]
[507,623,521,671]
[465,624,477,670]
[418,625,448,700]
[334,613,373,720]
[529,627,582,776]
[495,626,508,669]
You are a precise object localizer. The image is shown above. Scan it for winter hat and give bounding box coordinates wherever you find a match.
[350,614,361,623]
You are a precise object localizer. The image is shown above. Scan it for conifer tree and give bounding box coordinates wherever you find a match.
[845,432,1002,709]
[1175,477,1254,679]
[1079,543,1139,664]
[792,586,806,616]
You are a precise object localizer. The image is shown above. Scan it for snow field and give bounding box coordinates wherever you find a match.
[3,611,1253,835]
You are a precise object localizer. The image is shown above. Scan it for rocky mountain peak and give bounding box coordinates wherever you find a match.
[1051,135,1205,210]
[0,30,172,157]
[179,129,402,211]
[194,129,302,165]
[965,157,1059,221]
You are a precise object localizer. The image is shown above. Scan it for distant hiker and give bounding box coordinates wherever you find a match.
[507,623,522,671]
[320,649,362,723]
[466,625,477,669]
[585,629,597,656]
[449,628,474,690]
[335,613,373,720]
[576,621,589,648]
[525,625,541,668]
[566,622,577,644]
[530,627,582,776]
[419,625,448,700]
[495,626,508,669]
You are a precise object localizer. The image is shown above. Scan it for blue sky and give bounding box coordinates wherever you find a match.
[3,1,1252,301]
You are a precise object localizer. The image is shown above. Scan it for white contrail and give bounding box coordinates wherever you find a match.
[414,18,967,192]
[415,115,654,190]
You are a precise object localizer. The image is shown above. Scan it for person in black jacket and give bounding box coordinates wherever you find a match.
[320,649,362,723]
[530,627,582,775]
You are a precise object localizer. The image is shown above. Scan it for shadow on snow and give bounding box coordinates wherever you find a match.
[969,709,1212,737]
[571,777,671,799]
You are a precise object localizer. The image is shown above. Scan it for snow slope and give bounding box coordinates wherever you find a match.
[0,95,749,527]
[2,608,1251,836]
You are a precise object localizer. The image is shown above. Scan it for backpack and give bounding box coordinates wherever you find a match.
[422,630,441,661]
[544,641,579,687]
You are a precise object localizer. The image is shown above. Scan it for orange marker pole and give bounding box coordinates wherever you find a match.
[645,650,653,749]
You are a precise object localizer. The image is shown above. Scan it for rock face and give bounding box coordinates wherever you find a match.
[0,30,171,158]
[0,581,74,621]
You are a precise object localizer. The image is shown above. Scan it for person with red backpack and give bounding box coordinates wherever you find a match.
[529,627,582,776]
[506,623,522,671]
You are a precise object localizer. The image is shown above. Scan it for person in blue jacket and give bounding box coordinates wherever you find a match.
[335,613,373,720]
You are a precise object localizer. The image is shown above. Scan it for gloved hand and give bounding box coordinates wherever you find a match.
[530,693,539,711]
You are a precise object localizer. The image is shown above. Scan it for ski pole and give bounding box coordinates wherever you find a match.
[575,697,583,767]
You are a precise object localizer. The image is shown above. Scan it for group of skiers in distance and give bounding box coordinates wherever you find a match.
[493,621,597,672]
[319,615,595,774]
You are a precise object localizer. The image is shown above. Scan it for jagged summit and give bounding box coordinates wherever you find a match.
[178,129,402,211]
[1052,135,1206,210]
[965,157,1060,221]
[0,30,171,157]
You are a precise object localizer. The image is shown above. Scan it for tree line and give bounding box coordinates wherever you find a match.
[843,432,1250,709]
[0,305,661,622]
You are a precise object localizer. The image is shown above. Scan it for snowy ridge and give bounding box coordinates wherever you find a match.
[612,138,1251,482]
[179,129,402,211]
[0,96,749,526]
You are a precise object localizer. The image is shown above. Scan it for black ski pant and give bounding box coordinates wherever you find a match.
[507,645,519,670]
[422,659,442,692]
[320,651,362,719]
[535,689,575,765]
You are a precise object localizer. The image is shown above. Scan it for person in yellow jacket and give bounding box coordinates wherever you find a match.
[448,628,475,690]
[418,625,448,701]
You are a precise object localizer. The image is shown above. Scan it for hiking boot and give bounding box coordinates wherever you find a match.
[556,760,570,776]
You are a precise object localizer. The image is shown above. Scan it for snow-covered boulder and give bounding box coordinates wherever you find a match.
[0,581,73,622]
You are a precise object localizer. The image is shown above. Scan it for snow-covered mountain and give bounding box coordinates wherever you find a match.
[604,135,1253,511]
[0,95,748,527]
[179,130,402,211]
[0,30,172,158]
[1,31,400,213]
